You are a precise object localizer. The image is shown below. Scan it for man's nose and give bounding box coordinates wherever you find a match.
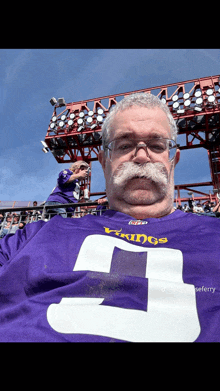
[132,143,151,164]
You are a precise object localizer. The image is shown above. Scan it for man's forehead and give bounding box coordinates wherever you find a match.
[111,106,171,138]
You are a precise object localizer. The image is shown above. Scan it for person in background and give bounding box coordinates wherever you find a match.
[45,161,90,218]
[212,199,220,217]
[194,202,204,214]
[0,214,24,239]
[204,201,212,213]
[183,203,189,212]
[95,196,108,215]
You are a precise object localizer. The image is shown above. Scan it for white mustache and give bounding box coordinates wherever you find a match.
[113,162,168,187]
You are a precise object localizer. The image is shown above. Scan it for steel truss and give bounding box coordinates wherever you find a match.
[43,75,220,202]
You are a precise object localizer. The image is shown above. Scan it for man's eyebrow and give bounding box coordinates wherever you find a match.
[114,131,133,139]
[113,131,164,140]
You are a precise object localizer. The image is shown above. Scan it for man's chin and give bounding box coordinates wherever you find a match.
[120,188,163,205]
[119,179,166,204]
[124,177,155,191]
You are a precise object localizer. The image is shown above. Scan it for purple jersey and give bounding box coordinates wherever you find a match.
[0,209,220,342]
[46,169,80,204]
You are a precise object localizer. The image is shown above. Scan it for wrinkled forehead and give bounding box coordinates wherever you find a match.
[109,106,172,141]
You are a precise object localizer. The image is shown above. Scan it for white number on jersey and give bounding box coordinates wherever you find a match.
[47,235,201,342]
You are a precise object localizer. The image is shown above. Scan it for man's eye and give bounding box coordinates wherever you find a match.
[120,144,132,150]
[150,142,166,152]
[115,142,133,151]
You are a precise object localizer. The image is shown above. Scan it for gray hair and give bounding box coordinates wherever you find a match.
[70,161,89,171]
[101,93,178,150]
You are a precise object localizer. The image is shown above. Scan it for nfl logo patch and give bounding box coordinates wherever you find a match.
[128,220,148,225]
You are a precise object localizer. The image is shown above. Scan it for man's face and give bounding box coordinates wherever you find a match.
[70,164,88,174]
[99,106,180,219]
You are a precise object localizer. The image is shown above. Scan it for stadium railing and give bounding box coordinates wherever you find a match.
[0,201,109,238]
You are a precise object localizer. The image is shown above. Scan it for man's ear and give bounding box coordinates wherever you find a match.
[98,150,106,171]
[174,148,180,166]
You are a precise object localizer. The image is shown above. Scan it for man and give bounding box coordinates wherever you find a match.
[28,201,41,220]
[45,161,89,217]
[194,202,204,214]
[0,93,219,342]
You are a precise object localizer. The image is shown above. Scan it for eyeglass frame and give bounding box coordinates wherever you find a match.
[104,137,178,162]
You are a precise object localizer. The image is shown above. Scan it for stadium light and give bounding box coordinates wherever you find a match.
[41,140,50,153]
[208,95,215,103]
[58,98,66,107]
[196,97,203,105]
[97,108,104,115]
[87,117,93,124]
[177,109,185,114]
[206,89,213,96]
[77,118,84,125]
[183,93,190,100]
[184,99,191,107]
[77,118,84,132]
[194,106,202,112]
[97,115,103,123]
[68,119,74,126]
[58,121,65,128]
[41,140,48,148]
[195,91,202,97]
[42,148,49,153]
[172,95,179,102]
[50,97,57,106]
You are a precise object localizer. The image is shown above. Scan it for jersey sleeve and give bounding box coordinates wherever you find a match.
[0,220,46,267]
[57,169,72,186]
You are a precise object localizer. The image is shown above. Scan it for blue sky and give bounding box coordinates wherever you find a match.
[1,48,220,203]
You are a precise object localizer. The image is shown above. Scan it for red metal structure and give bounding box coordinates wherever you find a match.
[43,75,220,203]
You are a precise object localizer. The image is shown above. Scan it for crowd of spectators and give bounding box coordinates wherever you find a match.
[1,196,220,240]
[0,198,108,239]
[0,201,42,239]
[176,199,220,217]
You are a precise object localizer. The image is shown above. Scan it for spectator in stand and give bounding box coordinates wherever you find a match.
[188,198,195,210]
[96,197,108,215]
[45,161,90,218]
[194,202,204,214]
[31,201,41,216]
[0,213,4,225]
[183,203,189,212]
[212,200,220,217]
[27,201,42,222]
[0,214,24,239]
[204,201,212,213]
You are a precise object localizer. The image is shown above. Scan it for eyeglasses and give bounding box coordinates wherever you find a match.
[104,137,177,161]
